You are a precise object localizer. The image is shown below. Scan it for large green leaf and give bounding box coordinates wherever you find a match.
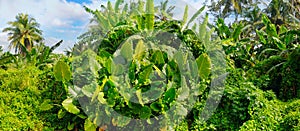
[62,98,80,115]
[163,87,176,103]
[150,50,165,69]
[134,40,146,60]
[82,82,97,97]
[120,40,133,60]
[53,61,71,81]
[196,53,211,79]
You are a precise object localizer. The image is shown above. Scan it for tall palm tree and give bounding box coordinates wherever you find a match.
[2,13,43,55]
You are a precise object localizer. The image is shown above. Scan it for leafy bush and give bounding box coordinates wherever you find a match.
[0,66,44,130]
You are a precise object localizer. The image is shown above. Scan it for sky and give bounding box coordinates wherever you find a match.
[0,0,206,53]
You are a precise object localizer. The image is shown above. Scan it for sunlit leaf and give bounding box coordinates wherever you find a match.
[120,41,133,60]
[136,89,144,106]
[181,5,188,27]
[196,53,211,79]
[53,61,71,81]
[145,0,155,30]
[57,109,66,119]
[84,119,97,131]
[62,98,80,115]
[39,99,53,111]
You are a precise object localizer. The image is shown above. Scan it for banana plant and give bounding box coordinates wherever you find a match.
[252,15,300,100]
[19,40,63,69]
[67,0,214,130]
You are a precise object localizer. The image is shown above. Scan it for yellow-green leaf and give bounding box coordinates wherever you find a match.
[84,119,97,131]
[62,98,80,115]
[39,99,53,111]
[53,61,71,81]
[196,53,211,79]
[181,5,189,27]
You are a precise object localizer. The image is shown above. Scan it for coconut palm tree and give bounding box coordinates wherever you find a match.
[2,13,43,55]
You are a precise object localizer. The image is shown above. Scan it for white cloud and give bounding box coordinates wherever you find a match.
[0,0,89,29]
[0,0,94,53]
[0,0,209,53]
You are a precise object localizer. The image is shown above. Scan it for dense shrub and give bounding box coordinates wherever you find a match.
[0,66,45,130]
[0,63,80,130]
[189,69,299,131]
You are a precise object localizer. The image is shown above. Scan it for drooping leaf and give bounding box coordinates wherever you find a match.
[196,53,211,79]
[62,98,80,115]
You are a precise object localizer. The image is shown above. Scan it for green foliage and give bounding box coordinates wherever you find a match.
[196,53,211,79]
[0,64,78,130]
[191,69,300,131]
[0,66,44,130]
[1,0,300,131]
[54,60,71,82]
[145,0,155,30]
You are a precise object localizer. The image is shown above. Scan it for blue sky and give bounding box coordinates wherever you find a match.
[0,0,205,53]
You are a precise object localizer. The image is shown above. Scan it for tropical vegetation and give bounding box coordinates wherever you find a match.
[0,0,299,130]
